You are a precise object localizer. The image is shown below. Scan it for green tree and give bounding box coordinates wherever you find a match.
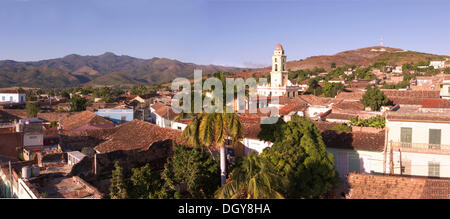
[25,102,40,118]
[215,153,284,199]
[61,90,70,99]
[69,94,87,112]
[257,117,286,142]
[261,115,339,198]
[110,161,128,199]
[182,112,242,186]
[361,86,389,111]
[306,78,322,96]
[331,62,336,69]
[160,144,220,198]
[128,164,162,199]
[322,82,345,97]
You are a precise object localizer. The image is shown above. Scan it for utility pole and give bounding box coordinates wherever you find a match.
[389,142,394,175]
[399,149,403,175]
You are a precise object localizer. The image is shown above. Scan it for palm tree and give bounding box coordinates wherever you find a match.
[182,112,242,186]
[215,153,284,199]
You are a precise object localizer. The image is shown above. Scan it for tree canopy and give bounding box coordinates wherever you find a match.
[260,115,339,198]
[25,102,40,118]
[361,86,390,111]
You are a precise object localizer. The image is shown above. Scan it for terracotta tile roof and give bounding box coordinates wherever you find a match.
[332,100,364,111]
[60,127,118,151]
[382,90,441,99]
[93,120,184,153]
[60,111,115,131]
[386,112,450,123]
[420,99,450,108]
[154,105,178,119]
[325,113,354,121]
[335,91,364,100]
[347,173,450,199]
[0,109,76,123]
[241,118,261,140]
[279,104,308,116]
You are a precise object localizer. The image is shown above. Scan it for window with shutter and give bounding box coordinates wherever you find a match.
[428,162,440,178]
[429,129,441,149]
[400,127,412,147]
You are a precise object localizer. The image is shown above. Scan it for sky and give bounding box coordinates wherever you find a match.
[0,0,449,68]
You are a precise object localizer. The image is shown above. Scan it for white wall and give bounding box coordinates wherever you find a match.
[23,134,43,147]
[0,93,25,103]
[242,138,273,155]
[387,120,450,146]
[387,151,450,178]
[441,83,450,99]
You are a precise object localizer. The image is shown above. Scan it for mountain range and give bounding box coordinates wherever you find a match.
[1,46,448,88]
[0,52,243,88]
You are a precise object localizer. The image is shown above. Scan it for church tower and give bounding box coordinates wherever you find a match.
[270,43,288,88]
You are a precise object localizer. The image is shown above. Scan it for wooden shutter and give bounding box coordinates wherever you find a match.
[428,162,440,178]
[400,127,412,147]
[429,129,441,145]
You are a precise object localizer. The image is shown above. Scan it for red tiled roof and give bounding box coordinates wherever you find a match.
[94,120,183,153]
[386,112,450,123]
[241,119,261,140]
[420,99,450,108]
[382,90,441,99]
[60,111,115,131]
[279,104,308,116]
[325,113,354,121]
[335,91,364,100]
[347,173,450,199]
[332,100,364,111]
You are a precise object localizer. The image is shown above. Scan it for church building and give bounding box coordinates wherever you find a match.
[257,44,300,97]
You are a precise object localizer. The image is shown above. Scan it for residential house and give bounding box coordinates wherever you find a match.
[95,107,134,124]
[60,111,115,131]
[429,60,445,69]
[441,75,450,99]
[0,90,26,104]
[385,105,450,178]
[241,118,273,155]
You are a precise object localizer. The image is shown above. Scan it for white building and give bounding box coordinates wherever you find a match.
[392,66,403,74]
[257,44,300,97]
[385,105,450,178]
[430,61,445,69]
[440,76,450,99]
[0,91,26,103]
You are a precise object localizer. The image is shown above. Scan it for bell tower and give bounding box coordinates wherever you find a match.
[270,43,288,88]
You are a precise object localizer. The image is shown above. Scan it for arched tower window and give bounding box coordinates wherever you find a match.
[275,64,278,71]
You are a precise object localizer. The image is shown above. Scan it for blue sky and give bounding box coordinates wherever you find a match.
[0,0,449,67]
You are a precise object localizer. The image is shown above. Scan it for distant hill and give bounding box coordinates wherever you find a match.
[234,46,450,79]
[0,52,243,88]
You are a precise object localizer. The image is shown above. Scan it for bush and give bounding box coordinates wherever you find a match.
[349,116,385,129]
[332,124,351,132]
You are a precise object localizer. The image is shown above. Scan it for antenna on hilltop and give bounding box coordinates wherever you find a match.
[380,36,384,47]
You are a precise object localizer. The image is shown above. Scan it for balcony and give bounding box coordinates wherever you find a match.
[391,141,450,154]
